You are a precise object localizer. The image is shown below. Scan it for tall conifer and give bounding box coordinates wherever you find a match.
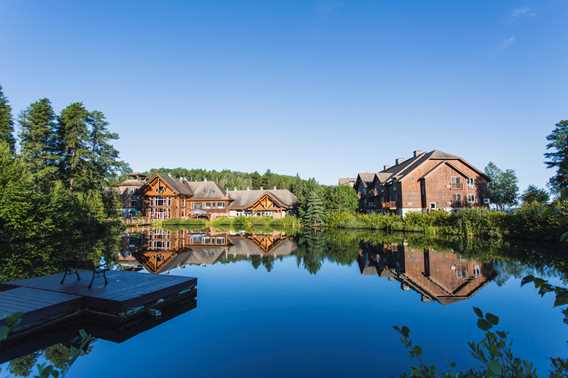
[0,85,16,153]
[19,98,57,174]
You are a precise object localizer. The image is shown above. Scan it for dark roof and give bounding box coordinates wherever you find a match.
[355,173,376,187]
[150,174,227,198]
[228,189,298,210]
[376,150,487,183]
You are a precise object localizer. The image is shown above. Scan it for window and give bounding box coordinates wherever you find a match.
[217,202,225,208]
[451,176,462,189]
[467,193,475,204]
[467,178,475,188]
[453,193,462,207]
[429,202,437,209]
[192,203,202,209]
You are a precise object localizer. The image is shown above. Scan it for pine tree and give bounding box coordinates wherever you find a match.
[545,120,568,199]
[55,103,90,192]
[87,110,128,189]
[19,98,57,175]
[0,85,16,153]
[302,190,326,228]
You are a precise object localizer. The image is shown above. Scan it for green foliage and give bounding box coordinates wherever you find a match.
[545,120,568,199]
[0,85,126,241]
[521,185,550,205]
[322,185,358,214]
[147,167,307,193]
[485,162,519,210]
[56,102,91,192]
[18,98,57,178]
[0,85,15,153]
[0,312,23,341]
[505,200,568,243]
[301,190,326,228]
[395,307,537,377]
[326,209,506,239]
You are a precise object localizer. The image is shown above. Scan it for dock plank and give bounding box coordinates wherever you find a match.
[0,287,82,332]
[6,270,197,314]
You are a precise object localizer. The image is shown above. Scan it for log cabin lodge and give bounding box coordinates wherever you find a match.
[353,149,490,216]
[116,173,298,220]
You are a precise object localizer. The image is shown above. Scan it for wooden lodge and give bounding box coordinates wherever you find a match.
[117,173,299,220]
[354,149,490,216]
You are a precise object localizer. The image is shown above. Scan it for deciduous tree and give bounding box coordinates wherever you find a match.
[484,162,519,210]
[520,185,549,205]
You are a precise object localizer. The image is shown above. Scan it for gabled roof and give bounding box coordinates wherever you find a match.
[228,189,298,210]
[356,173,376,185]
[146,174,227,199]
[376,150,488,183]
[185,181,227,200]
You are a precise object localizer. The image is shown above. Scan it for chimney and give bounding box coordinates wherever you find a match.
[260,186,264,190]
[234,187,237,191]
[273,186,277,190]
[204,178,207,182]
[383,164,387,171]
[395,158,400,165]
[246,187,250,191]
[413,149,423,157]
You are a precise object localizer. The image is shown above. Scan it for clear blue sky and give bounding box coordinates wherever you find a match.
[1,0,566,189]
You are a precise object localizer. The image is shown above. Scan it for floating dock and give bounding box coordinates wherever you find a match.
[0,270,197,338]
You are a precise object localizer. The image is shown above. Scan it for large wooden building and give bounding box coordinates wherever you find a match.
[354,150,490,215]
[133,174,298,220]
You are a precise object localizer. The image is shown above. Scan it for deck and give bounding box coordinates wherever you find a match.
[0,270,197,338]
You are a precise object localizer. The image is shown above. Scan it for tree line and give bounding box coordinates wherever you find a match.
[0,84,128,242]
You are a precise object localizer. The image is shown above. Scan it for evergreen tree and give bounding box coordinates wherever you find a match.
[19,98,57,176]
[301,190,326,228]
[87,110,129,189]
[545,120,568,199]
[0,85,16,153]
[55,103,90,192]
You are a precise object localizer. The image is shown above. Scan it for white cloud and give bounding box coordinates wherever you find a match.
[512,6,535,18]
[500,35,517,49]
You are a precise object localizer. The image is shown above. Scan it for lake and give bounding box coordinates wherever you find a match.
[1,228,567,377]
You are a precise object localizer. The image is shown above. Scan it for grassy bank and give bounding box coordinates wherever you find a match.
[325,201,568,242]
[326,209,506,239]
[152,216,301,232]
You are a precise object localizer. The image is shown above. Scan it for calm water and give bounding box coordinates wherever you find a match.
[1,228,567,377]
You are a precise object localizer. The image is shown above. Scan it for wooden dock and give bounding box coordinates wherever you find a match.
[0,270,197,338]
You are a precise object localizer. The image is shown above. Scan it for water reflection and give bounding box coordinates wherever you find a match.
[120,228,298,273]
[358,241,496,304]
[121,228,496,305]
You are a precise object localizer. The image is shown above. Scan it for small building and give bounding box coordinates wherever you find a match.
[338,177,356,187]
[227,188,298,218]
[355,150,490,216]
[116,173,147,216]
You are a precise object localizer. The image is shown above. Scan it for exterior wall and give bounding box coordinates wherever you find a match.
[400,160,488,211]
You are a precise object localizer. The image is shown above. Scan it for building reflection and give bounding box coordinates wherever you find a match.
[357,242,496,304]
[120,229,298,273]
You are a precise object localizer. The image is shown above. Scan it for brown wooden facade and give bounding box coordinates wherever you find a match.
[355,150,489,215]
[357,241,496,304]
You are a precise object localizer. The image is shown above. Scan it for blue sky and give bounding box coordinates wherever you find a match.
[1,0,567,189]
